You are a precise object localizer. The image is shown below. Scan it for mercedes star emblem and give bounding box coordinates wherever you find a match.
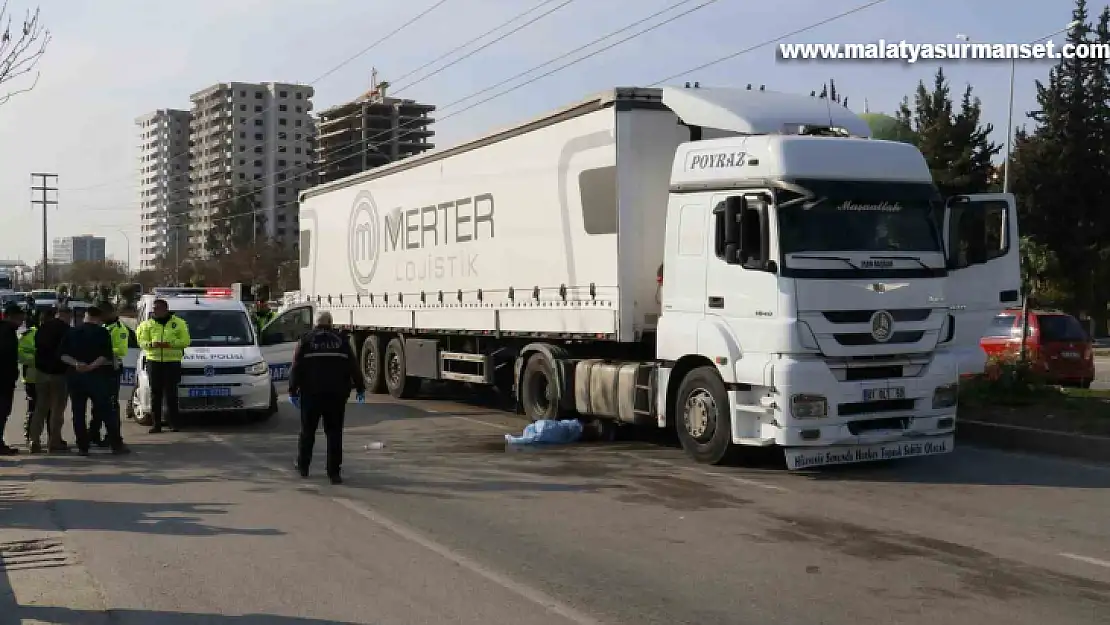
[870,310,894,343]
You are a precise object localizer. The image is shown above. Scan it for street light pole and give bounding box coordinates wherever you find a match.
[116,229,131,275]
[957,21,1081,192]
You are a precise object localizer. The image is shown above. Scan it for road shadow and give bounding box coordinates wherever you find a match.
[0,497,282,537]
[794,445,1110,488]
[2,601,372,624]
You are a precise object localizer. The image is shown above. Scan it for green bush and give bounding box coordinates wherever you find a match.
[960,353,1062,406]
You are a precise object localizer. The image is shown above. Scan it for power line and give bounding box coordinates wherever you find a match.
[441,0,699,111]
[647,0,890,86]
[388,0,561,88]
[91,0,722,232]
[388,0,578,93]
[61,0,453,193]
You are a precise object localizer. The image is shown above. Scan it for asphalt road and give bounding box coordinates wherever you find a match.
[2,385,1109,624]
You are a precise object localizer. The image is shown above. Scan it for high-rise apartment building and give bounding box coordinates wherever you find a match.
[136,109,192,270]
[52,235,106,265]
[316,78,434,185]
[187,82,316,257]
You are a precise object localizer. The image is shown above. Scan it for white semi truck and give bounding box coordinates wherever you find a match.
[261,86,1019,469]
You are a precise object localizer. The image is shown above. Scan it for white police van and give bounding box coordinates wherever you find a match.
[124,287,277,424]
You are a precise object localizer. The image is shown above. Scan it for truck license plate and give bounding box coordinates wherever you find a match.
[863,386,905,401]
[188,387,232,398]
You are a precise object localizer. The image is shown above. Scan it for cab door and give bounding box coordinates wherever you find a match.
[943,193,1021,374]
[258,303,314,387]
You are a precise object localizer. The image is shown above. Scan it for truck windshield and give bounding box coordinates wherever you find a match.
[775,179,942,254]
[170,309,255,346]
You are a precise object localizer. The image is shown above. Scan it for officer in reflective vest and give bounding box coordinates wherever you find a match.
[135,299,191,433]
[253,300,275,333]
[87,303,130,447]
[18,309,42,445]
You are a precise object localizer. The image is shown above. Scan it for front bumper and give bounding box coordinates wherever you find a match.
[136,372,272,414]
[736,354,959,450]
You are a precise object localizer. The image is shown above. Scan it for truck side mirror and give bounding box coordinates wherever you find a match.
[712,196,746,264]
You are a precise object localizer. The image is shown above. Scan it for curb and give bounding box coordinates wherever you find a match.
[958,419,1110,463]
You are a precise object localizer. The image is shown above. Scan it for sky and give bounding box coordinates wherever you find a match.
[0,0,1089,267]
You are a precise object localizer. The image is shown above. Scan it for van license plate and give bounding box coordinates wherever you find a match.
[188,387,232,398]
[863,387,905,401]
[1061,351,1080,359]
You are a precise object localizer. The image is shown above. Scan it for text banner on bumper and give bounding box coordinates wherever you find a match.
[784,435,954,470]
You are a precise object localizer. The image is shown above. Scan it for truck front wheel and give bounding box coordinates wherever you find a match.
[521,354,559,421]
[675,366,734,465]
[384,338,421,399]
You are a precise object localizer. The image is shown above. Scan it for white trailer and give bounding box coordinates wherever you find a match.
[261,86,1019,469]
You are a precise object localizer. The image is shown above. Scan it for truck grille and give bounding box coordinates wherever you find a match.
[834,331,924,346]
[179,396,244,411]
[822,309,931,324]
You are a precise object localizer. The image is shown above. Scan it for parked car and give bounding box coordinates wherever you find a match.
[980,308,1094,387]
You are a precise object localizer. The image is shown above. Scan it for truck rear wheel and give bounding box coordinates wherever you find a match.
[675,366,734,465]
[384,338,421,399]
[521,354,559,421]
[361,335,386,394]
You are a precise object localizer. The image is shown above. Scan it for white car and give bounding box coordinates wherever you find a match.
[124,287,277,425]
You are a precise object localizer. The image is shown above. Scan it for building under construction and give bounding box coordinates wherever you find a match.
[316,72,435,185]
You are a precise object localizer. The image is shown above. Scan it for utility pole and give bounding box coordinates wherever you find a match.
[31,173,58,289]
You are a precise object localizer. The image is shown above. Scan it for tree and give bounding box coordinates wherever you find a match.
[812,79,848,108]
[895,68,999,197]
[206,187,264,257]
[64,260,128,286]
[1009,0,1110,331]
[0,1,49,106]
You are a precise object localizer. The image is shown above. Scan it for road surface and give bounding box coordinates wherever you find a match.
[2,386,1109,624]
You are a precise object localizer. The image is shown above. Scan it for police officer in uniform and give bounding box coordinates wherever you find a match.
[135,298,191,433]
[253,299,275,333]
[288,311,364,484]
[88,303,130,447]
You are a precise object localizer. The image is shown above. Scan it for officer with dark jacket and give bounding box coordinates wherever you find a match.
[288,311,364,484]
[0,303,26,455]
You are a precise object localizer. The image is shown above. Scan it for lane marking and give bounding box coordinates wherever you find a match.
[1059,552,1110,569]
[333,497,603,625]
[205,433,605,625]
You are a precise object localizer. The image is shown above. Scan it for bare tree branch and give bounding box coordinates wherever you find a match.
[0,1,49,106]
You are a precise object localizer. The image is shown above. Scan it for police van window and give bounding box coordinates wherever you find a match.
[267,306,313,343]
[171,310,255,346]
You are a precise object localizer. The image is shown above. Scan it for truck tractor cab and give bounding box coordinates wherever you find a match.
[126,287,277,425]
[655,87,1018,467]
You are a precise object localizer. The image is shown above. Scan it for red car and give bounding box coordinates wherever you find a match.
[980,309,1094,387]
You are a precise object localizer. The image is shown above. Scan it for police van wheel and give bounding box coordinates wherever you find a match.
[361,335,386,395]
[131,394,152,427]
[384,338,421,399]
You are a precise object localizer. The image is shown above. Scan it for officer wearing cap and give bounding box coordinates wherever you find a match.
[288,311,365,484]
[135,298,191,432]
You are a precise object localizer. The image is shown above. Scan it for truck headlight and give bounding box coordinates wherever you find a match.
[246,361,269,376]
[932,383,958,409]
[791,394,827,418]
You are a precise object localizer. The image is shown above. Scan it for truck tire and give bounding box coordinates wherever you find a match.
[521,354,559,421]
[361,335,386,394]
[675,366,735,465]
[384,338,421,399]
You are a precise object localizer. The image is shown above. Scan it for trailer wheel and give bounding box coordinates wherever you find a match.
[361,335,386,394]
[384,338,421,399]
[675,366,734,465]
[521,354,559,421]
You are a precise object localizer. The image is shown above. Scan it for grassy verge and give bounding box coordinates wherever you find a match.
[959,377,1110,438]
